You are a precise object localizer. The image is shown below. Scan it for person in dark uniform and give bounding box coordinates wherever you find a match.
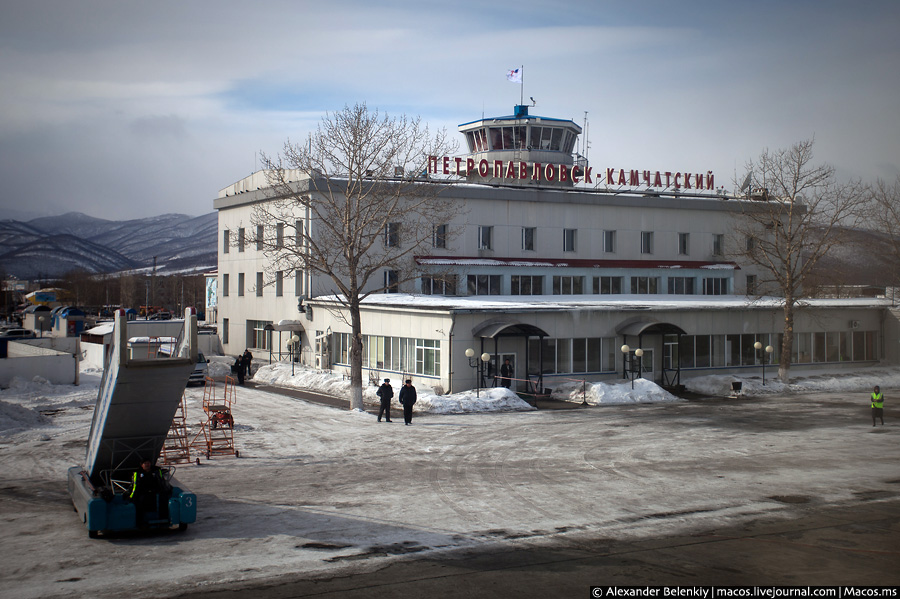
[500,358,513,388]
[871,385,884,426]
[399,379,417,425]
[129,459,171,524]
[233,355,245,384]
[242,349,254,379]
[376,378,393,422]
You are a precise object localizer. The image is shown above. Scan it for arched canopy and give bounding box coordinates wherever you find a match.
[472,319,548,339]
[616,320,687,337]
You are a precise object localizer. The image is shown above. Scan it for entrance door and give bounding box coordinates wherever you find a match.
[637,349,654,383]
[488,353,517,390]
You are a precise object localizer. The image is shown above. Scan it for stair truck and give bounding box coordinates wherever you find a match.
[68,308,199,537]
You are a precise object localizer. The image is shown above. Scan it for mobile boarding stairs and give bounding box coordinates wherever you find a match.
[68,308,199,537]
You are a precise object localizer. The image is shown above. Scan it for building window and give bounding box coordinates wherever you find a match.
[385,222,400,247]
[603,230,616,253]
[678,232,689,256]
[276,223,284,249]
[641,231,654,254]
[248,319,272,350]
[478,226,493,250]
[667,277,695,295]
[746,274,757,295]
[238,228,245,252]
[256,225,264,250]
[238,273,245,297]
[421,275,457,295]
[703,277,728,295]
[384,270,399,293]
[222,273,229,297]
[415,339,441,377]
[433,224,448,249]
[467,274,501,295]
[594,276,623,294]
[713,234,724,256]
[630,276,659,294]
[276,271,283,297]
[552,276,584,294]
[295,271,303,297]
[563,229,576,252]
[522,227,535,251]
[256,272,264,297]
[511,275,544,295]
[223,230,230,254]
[295,220,303,248]
[222,318,229,344]
[746,235,756,252]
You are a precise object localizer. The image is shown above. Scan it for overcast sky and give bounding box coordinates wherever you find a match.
[1,0,898,221]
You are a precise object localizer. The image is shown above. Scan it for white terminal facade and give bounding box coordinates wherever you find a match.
[214,105,894,394]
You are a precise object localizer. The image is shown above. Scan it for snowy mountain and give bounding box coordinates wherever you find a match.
[0,212,216,279]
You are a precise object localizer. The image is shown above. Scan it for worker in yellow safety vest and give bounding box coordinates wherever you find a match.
[871,386,884,427]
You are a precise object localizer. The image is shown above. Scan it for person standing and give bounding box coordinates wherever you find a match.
[129,459,171,524]
[500,358,512,389]
[871,385,884,426]
[399,379,417,425]
[233,355,245,385]
[242,349,254,379]
[376,378,393,422]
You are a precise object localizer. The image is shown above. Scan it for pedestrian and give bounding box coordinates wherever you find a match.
[233,355,245,385]
[500,358,513,389]
[242,349,254,379]
[376,378,393,422]
[399,379,417,425]
[871,385,884,426]
[129,459,171,524]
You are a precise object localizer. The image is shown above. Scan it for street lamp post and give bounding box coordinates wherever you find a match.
[755,341,774,385]
[621,345,643,389]
[465,348,491,398]
[290,334,300,376]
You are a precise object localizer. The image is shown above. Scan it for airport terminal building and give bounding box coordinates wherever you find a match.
[213,105,893,394]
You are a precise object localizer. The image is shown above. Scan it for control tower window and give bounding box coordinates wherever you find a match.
[550,128,562,151]
[475,129,487,152]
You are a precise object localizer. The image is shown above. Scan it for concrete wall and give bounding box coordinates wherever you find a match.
[0,341,79,388]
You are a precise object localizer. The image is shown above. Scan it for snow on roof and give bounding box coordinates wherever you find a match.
[309,293,891,313]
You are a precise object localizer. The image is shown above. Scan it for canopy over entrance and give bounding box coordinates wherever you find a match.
[470,319,550,396]
[616,318,688,388]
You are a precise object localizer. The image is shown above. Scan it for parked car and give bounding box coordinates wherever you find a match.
[188,352,209,386]
[149,311,172,320]
[0,328,36,339]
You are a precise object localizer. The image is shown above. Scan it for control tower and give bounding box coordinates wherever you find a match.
[458,105,583,188]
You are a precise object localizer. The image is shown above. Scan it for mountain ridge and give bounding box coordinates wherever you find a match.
[0,212,217,279]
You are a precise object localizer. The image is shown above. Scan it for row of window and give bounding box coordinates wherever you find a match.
[675,331,878,368]
[420,274,732,296]
[464,125,578,154]
[476,227,726,256]
[223,222,305,253]
[222,271,292,297]
[332,333,441,377]
[225,225,728,257]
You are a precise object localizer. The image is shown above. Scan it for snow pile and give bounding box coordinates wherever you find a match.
[417,386,535,414]
[685,366,900,397]
[553,377,680,405]
[0,399,49,433]
[251,362,536,413]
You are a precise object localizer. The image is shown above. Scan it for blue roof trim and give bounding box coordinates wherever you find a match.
[458,114,578,127]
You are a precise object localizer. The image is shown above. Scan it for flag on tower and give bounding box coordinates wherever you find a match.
[506,68,522,83]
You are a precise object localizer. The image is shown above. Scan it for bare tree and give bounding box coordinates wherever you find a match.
[733,139,868,382]
[254,103,461,410]
[865,175,900,289]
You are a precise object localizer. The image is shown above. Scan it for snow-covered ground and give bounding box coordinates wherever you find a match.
[1,360,897,598]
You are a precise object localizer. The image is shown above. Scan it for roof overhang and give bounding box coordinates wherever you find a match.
[616,319,687,336]
[472,318,549,338]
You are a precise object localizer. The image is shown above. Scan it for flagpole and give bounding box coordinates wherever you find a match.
[520,65,524,106]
